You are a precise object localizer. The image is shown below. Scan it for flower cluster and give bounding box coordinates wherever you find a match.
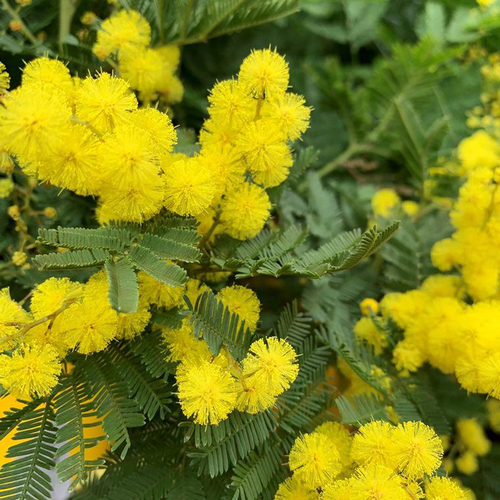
[276,420,468,499]
[163,288,299,424]
[0,48,309,241]
[92,9,183,105]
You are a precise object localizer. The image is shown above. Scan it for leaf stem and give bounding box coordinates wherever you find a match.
[1,0,39,45]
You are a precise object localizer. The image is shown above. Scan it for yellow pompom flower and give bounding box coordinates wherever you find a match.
[75,73,138,133]
[353,317,387,355]
[0,61,10,92]
[93,9,151,59]
[99,123,158,189]
[37,124,101,195]
[0,178,14,198]
[157,73,184,104]
[0,344,61,399]
[390,421,443,478]
[289,432,342,488]
[119,46,164,96]
[30,277,83,319]
[138,272,184,309]
[208,79,254,125]
[116,298,151,340]
[239,48,289,97]
[456,418,491,456]
[99,173,165,223]
[130,108,177,155]
[360,298,379,316]
[0,85,71,164]
[162,320,211,365]
[242,337,298,395]
[218,285,260,332]
[200,144,246,196]
[234,374,277,413]
[315,421,353,471]
[220,182,271,240]
[263,92,311,140]
[156,45,180,71]
[402,200,419,217]
[176,361,237,425]
[458,130,500,173]
[22,57,72,93]
[425,477,467,500]
[351,464,407,500]
[236,120,292,187]
[392,340,425,372]
[163,157,215,216]
[60,298,118,354]
[456,451,479,475]
[323,478,355,500]
[274,476,318,500]
[351,421,395,467]
[371,188,400,217]
[0,288,31,349]
[430,238,461,272]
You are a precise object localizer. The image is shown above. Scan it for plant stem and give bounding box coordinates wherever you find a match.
[1,0,39,45]
[0,297,78,346]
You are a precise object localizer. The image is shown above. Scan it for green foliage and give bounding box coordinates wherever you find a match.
[187,290,253,360]
[0,400,57,500]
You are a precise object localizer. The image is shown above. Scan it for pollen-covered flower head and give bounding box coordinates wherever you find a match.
[234,374,277,414]
[236,119,292,187]
[36,124,101,196]
[218,285,260,332]
[208,79,254,125]
[176,361,237,425]
[315,421,353,471]
[0,84,71,164]
[263,92,311,141]
[0,344,61,400]
[238,48,289,97]
[242,337,298,394]
[425,477,467,500]
[351,421,396,467]
[22,57,72,94]
[0,288,31,349]
[371,188,401,217]
[60,297,118,354]
[274,476,317,500]
[456,417,491,456]
[130,108,177,155]
[99,123,159,188]
[351,464,407,500]
[119,46,164,95]
[75,73,138,133]
[30,277,83,319]
[0,61,10,92]
[138,272,185,310]
[289,432,342,489]
[220,182,271,240]
[163,156,215,216]
[93,9,151,59]
[390,421,443,478]
[163,320,211,365]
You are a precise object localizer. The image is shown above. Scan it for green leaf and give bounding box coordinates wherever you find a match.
[105,257,139,314]
[33,248,110,270]
[128,245,187,287]
[187,291,253,360]
[54,374,105,489]
[336,394,389,425]
[0,400,57,500]
[140,233,201,263]
[78,353,145,459]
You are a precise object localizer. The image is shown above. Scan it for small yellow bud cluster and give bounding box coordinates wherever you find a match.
[92,10,183,105]
[163,285,299,425]
[11,251,27,266]
[0,178,14,198]
[371,188,420,218]
[276,420,466,500]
